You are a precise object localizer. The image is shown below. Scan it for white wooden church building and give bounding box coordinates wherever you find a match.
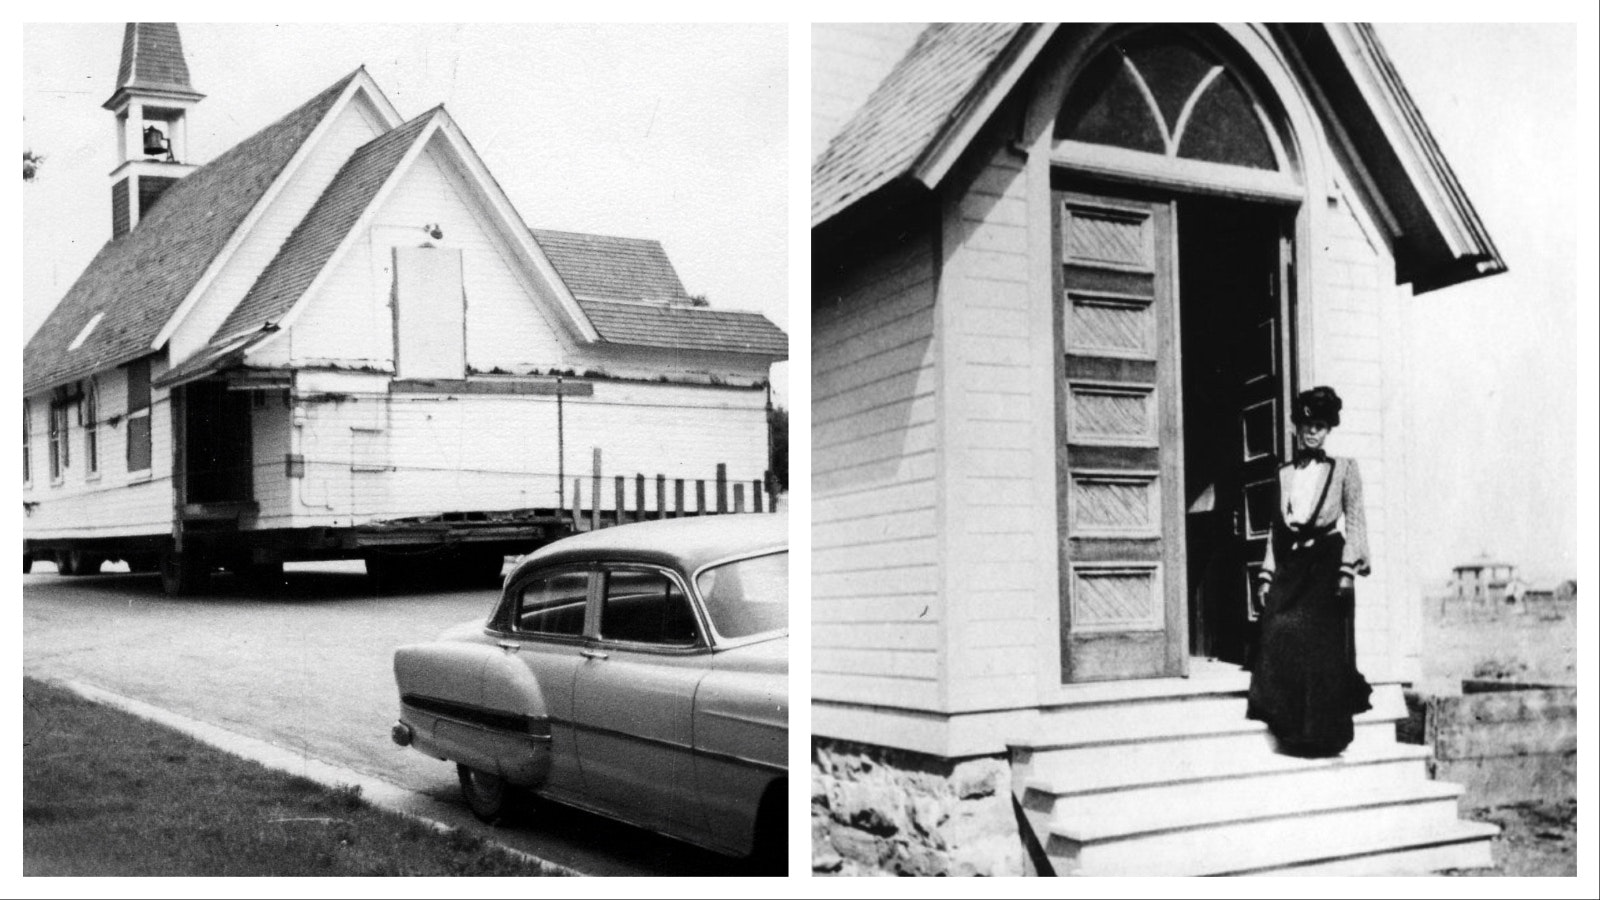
[23,24,786,591]
[812,23,1505,875]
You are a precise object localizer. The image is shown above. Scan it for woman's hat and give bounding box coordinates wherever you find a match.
[1292,386,1342,428]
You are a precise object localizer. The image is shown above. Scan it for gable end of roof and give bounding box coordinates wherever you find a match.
[24,70,361,396]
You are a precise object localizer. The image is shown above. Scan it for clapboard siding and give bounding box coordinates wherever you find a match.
[279,376,768,529]
[248,393,294,525]
[813,221,942,711]
[22,361,175,540]
[940,141,1044,711]
[169,94,387,362]
[1309,185,1401,677]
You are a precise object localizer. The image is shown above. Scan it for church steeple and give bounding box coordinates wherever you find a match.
[104,23,204,238]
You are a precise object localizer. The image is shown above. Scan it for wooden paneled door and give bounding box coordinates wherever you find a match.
[1054,190,1186,682]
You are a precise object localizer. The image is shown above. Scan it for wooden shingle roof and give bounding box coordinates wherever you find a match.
[577,299,788,359]
[529,229,786,358]
[105,23,204,109]
[811,23,1022,225]
[529,229,689,302]
[213,111,435,343]
[24,71,359,395]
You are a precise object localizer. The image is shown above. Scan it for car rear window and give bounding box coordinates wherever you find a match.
[514,571,589,637]
[599,568,698,647]
[695,551,787,640]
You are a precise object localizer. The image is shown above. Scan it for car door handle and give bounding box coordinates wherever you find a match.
[497,641,521,653]
[580,649,608,661]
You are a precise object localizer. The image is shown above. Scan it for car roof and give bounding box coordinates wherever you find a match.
[516,513,787,574]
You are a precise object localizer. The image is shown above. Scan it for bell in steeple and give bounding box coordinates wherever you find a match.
[104,23,205,238]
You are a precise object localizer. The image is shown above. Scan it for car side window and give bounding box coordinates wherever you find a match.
[512,570,590,638]
[598,567,698,647]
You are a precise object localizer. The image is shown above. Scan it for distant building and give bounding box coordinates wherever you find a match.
[1451,553,1519,605]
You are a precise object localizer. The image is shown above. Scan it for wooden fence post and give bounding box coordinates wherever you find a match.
[675,479,685,518]
[765,469,777,513]
[590,449,602,532]
[656,475,666,521]
[696,480,706,517]
[635,474,646,523]
[614,476,625,528]
[753,479,764,512]
[572,478,582,529]
[716,463,728,514]
[734,482,745,513]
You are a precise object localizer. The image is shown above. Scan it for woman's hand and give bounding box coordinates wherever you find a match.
[1339,574,1354,592]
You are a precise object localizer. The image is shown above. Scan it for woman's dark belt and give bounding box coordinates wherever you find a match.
[1281,521,1339,554]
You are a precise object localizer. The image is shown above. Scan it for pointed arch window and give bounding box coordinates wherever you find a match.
[1057,29,1287,173]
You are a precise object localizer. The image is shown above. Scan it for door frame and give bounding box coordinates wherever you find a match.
[1050,176,1303,685]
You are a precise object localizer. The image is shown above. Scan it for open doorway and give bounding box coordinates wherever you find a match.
[1178,198,1293,665]
[182,379,254,505]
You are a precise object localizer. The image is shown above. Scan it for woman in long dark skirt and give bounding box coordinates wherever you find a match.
[1247,386,1373,757]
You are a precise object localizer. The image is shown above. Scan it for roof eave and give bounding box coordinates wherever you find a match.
[1314,23,1507,294]
[102,83,206,111]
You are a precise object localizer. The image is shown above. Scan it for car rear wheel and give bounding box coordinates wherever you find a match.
[457,763,512,824]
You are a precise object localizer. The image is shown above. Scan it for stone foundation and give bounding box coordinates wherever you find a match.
[1406,683,1578,808]
[811,738,1023,876]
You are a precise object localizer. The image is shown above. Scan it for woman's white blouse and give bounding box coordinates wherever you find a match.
[1284,461,1330,527]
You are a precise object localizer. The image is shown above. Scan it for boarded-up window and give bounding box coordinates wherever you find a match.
[23,401,32,485]
[84,377,100,475]
[126,358,152,472]
[393,246,465,379]
[48,403,67,481]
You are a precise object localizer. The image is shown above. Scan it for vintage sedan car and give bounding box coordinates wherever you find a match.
[391,513,787,862]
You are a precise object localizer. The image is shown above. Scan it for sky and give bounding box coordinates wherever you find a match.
[1376,23,1583,583]
[21,22,789,401]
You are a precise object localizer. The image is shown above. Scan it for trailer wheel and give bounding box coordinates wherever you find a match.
[159,551,210,597]
[65,551,103,576]
[238,561,287,593]
[454,549,507,590]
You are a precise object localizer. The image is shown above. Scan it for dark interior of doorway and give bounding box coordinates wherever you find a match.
[183,379,254,505]
[1179,198,1289,665]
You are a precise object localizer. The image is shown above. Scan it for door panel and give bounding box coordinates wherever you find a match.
[1056,191,1186,683]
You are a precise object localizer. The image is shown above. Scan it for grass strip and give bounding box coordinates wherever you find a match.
[23,676,559,876]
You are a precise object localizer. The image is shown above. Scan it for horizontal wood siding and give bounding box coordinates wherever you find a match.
[169,96,386,362]
[1309,184,1404,679]
[22,361,175,540]
[248,392,295,528]
[283,378,768,529]
[813,222,942,711]
[939,137,1050,711]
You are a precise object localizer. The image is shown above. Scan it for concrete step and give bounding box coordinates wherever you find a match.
[1048,783,1473,875]
[1051,768,1462,843]
[1020,729,1428,798]
[1243,826,1498,875]
[1014,683,1407,752]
